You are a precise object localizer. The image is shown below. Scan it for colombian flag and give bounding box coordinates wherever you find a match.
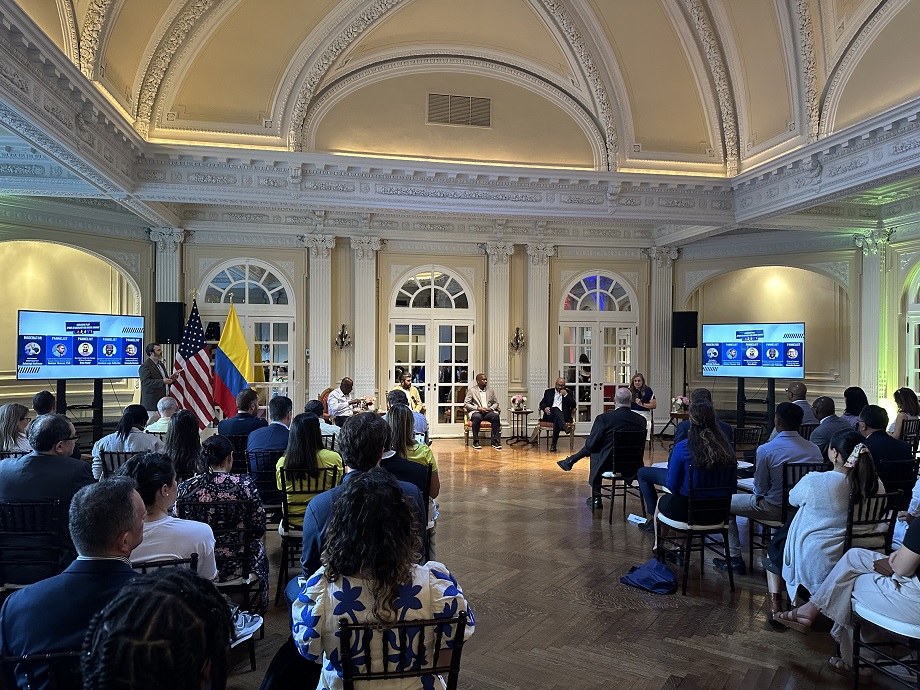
[213,303,253,417]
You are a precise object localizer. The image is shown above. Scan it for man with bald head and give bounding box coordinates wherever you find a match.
[769,381,818,440]
[808,395,854,455]
[536,377,577,452]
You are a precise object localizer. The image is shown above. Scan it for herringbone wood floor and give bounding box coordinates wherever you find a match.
[226,436,879,689]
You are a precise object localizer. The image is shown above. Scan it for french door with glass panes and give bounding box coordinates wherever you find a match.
[560,323,633,433]
[390,320,473,436]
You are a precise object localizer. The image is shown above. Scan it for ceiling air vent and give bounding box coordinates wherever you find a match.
[427,94,491,128]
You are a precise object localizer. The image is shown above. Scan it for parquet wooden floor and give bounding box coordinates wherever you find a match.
[226,437,886,689]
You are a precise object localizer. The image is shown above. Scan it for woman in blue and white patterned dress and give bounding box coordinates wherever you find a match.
[292,468,475,690]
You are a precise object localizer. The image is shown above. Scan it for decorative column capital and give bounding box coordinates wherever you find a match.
[526,242,555,265]
[147,227,185,253]
[351,236,382,260]
[300,234,336,258]
[642,246,681,267]
[855,223,893,255]
[482,241,515,264]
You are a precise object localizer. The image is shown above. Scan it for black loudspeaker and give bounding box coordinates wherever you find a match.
[155,302,186,344]
[671,311,699,349]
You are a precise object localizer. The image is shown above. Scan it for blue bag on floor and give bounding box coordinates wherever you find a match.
[619,558,678,595]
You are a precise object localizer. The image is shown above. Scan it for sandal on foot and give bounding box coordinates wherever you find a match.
[772,606,815,633]
[828,656,869,679]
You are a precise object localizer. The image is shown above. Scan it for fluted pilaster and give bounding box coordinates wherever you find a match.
[526,242,555,404]
[483,242,514,410]
[351,237,382,396]
[301,234,336,398]
[148,227,184,302]
[856,224,892,402]
[643,246,679,403]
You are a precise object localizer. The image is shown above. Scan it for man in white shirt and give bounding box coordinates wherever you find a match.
[305,400,340,438]
[327,377,362,427]
[145,397,178,434]
[463,373,501,450]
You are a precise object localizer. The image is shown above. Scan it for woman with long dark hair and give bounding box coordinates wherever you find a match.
[292,468,475,689]
[91,404,163,479]
[841,386,869,429]
[767,430,882,624]
[177,434,270,613]
[276,413,342,519]
[629,372,656,441]
[164,409,201,479]
[891,387,920,439]
[0,403,31,453]
[387,404,439,498]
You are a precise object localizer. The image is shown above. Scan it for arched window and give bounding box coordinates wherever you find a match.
[204,262,288,305]
[395,270,468,309]
[563,274,631,312]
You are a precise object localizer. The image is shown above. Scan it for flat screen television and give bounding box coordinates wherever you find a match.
[17,310,145,380]
[701,322,804,379]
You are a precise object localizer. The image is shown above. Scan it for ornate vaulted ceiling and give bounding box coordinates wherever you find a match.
[2,0,920,248]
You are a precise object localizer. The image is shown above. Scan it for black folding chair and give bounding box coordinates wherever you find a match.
[131,553,199,574]
[597,429,647,521]
[876,460,919,511]
[845,490,902,552]
[0,649,83,690]
[0,500,62,603]
[797,423,819,441]
[321,433,336,451]
[224,434,251,474]
[247,450,284,524]
[899,417,920,456]
[99,450,136,478]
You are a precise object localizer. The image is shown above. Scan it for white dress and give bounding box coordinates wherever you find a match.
[292,561,475,690]
[782,471,885,601]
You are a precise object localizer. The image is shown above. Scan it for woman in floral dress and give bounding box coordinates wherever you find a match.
[178,434,269,613]
[292,468,475,690]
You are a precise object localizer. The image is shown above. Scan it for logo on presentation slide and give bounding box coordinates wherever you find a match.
[786,347,799,360]
[53,343,67,357]
[706,347,719,359]
[766,348,779,360]
[102,343,116,357]
[24,342,41,356]
[125,344,137,356]
[77,342,93,356]
[745,346,759,359]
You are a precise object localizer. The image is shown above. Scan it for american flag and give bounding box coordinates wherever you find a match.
[172,299,214,429]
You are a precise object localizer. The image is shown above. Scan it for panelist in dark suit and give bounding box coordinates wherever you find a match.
[859,404,913,467]
[247,395,293,452]
[0,478,143,690]
[138,343,175,421]
[0,415,94,583]
[217,388,268,437]
[537,377,577,452]
[557,387,646,509]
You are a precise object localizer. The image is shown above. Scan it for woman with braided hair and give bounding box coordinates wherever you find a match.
[81,568,233,690]
[292,468,475,689]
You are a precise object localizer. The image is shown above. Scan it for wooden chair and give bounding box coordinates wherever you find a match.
[319,388,335,424]
[797,423,819,441]
[747,461,829,571]
[276,466,341,606]
[131,553,199,574]
[99,450,136,478]
[852,599,920,688]
[0,450,26,461]
[338,610,469,690]
[462,411,497,446]
[900,417,920,456]
[321,433,336,451]
[844,490,902,552]
[0,649,83,690]
[598,429,648,522]
[246,450,284,523]
[225,434,251,475]
[537,420,576,451]
[656,463,738,595]
[0,500,63,603]
[145,430,167,442]
[877,459,920,511]
[732,425,764,460]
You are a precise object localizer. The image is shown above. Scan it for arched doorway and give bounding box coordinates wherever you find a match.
[558,272,638,432]
[199,259,296,412]
[389,267,475,436]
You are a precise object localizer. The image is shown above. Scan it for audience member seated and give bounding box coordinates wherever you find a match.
[535,377,577,452]
[768,381,818,440]
[557,387,646,510]
[387,404,439,500]
[0,414,93,579]
[144,396,178,434]
[304,400,340,438]
[0,478,143,690]
[774,518,920,676]
[248,395,292,453]
[281,413,425,607]
[31,391,80,460]
[651,401,737,556]
[117,452,218,580]
[392,372,425,413]
[292,468,475,690]
[326,377,363,427]
[91,405,164,480]
[763,431,882,624]
[858,405,912,467]
[840,386,869,429]
[715,402,823,575]
[386,389,428,444]
[81,568,233,690]
[275,413,343,524]
[164,409,201,479]
[178,435,268,614]
[671,388,734,446]
[216,388,267,437]
[808,396,855,456]
[0,403,31,454]
[464,373,502,450]
[891,386,920,439]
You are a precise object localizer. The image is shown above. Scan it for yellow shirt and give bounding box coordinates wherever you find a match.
[405,443,437,473]
[391,383,424,412]
[275,450,343,520]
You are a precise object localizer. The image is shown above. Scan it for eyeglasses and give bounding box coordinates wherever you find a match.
[57,435,79,443]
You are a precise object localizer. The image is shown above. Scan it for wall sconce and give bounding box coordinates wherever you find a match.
[335,324,351,349]
[509,326,526,352]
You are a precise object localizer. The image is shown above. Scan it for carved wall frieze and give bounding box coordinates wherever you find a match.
[188,231,301,246]
[100,250,141,280]
[554,246,644,259]
[384,240,479,255]
[807,260,850,288]
[375,185,542,203]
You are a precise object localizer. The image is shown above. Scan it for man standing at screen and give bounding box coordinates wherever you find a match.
[139,343,175,423]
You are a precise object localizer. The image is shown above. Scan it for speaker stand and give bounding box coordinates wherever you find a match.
[682,345,688,398]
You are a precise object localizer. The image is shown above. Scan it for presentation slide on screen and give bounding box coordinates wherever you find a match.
[17,310,144,380]
[702,322,804,379]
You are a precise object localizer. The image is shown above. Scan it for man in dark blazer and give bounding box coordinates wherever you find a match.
[0,415,94,583]
[217,388,268,437]
[138,342,175,421]
[535,377,577,452]
[859,405,913,466]
[0,478,142,689]
[809,396,855,456]
[247,395,293,452]
[557,387,646,509]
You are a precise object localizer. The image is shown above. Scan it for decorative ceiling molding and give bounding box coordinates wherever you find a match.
[57,0,80,64]
[793,0,819,142]
[79,0,114,79]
